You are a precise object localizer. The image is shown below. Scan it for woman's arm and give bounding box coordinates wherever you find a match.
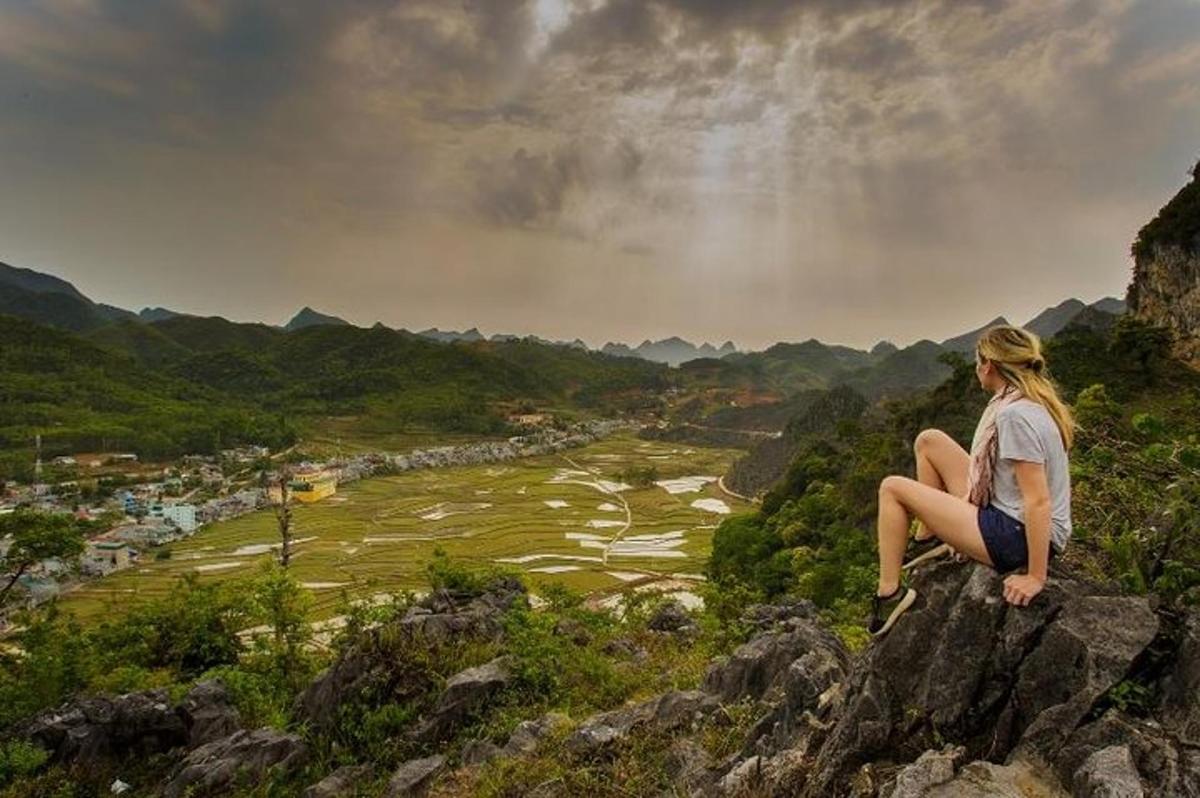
[1004,459,1052,605]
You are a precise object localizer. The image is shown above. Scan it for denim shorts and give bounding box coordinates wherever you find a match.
[978,503,1029,574]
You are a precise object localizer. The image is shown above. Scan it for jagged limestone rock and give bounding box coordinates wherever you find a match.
[383,753,445,797]
[412,656,513,743]
[22,680,239,766]
[294,577,527,730]
[1072,745,1144,798]
[800,561,1159,797]
[303,764,377,798]
[878,746,965,798]
[163,727,309,798]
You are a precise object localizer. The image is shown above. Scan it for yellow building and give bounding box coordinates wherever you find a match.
[288,470,337,503]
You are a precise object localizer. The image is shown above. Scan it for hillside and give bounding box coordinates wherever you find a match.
[0,311,670,474]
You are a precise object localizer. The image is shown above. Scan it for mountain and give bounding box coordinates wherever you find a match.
[0,263,125,332]
[1090,296,1126,315]
[0,261,90,302]
[139,307,182,323]
[419,326,485,343]
[1023,297,1127,339]
[284,306,352,332]
[600,336,738,367]
[940,316,1010,353]
[1023,299,1087,339]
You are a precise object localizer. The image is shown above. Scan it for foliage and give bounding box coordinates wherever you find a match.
[0,511,89,610]
[1131,159,1200,261]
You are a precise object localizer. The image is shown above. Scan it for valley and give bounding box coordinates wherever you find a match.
[59,431,749,621]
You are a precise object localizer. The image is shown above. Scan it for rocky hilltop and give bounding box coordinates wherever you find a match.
[1129,161,1200,367]
[16,557,1196,796]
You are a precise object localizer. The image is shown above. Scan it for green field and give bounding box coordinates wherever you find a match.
[61,433,749,621]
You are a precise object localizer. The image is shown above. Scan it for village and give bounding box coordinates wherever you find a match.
[0,415,632,612]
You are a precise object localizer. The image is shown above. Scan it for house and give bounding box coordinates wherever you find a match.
[82,541,131,576]
[288,469,337,504]
[159,503,198,533]
[508,412,550,427]
[111,521,178,546]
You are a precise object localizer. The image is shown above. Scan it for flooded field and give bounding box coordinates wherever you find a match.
[61,432,749,620]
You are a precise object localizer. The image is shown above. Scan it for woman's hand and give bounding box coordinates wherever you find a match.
[1002,573,1044,606]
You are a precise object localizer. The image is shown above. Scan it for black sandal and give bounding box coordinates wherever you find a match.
[868,584,918,636]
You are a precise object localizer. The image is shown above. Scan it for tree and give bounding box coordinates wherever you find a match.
[263,467,293,568]
[0,511,87,610]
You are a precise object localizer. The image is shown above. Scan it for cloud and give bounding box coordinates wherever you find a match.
[1,0,1199,348]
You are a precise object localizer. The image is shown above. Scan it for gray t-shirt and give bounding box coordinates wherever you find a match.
[990,399,1072,552]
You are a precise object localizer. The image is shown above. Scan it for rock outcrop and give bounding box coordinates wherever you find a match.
[1128,161,1200,367]
[21,680,240,766]
[689,560,1184,797]
[163,727,309,798]
[294,577,528,730]
[412,655,513,743]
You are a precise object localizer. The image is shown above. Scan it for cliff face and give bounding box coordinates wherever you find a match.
[1128,163,1200,367]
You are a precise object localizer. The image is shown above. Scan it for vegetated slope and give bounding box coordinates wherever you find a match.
[0,309,671,471]
[0,315,293,475]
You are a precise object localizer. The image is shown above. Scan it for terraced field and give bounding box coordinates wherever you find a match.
[61,432,750,621]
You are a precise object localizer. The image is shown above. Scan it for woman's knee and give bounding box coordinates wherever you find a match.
[879,475,908,498]
[914,428,949,456]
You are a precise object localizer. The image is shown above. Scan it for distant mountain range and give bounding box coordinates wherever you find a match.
[0,259,1123,369]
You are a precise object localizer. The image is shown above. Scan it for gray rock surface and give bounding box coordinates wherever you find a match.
[304,764,377,798]
[1073,745,1144,798]
[800,562,1159,797]
[163,727,309,798]
[295,578,527,729]
[22,680,239,765]
[566,689,719,756]
[412,656,513,742]
[879,746,965,798]
[383,753,445,797]
[647,599,697,634]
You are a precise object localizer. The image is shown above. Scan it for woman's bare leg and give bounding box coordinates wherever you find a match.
[912,429,970,539]
[877,475,991,595]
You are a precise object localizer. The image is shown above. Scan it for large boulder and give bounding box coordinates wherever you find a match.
[412,656,513,743]
[22,680,239,766]
[295,578,527,729]
[647,599,698,635]
[304,764,377,798]
[702,612,849,705]
[566,690,720,757]
[800,561,1160,797]
[163,727,309,797]
[383,753,445,797]
[1072,745,1144,798]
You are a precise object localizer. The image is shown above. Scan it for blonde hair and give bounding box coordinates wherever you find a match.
[976,325,1075,449]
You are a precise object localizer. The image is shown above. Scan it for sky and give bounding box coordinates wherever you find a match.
[1,0,1199,351]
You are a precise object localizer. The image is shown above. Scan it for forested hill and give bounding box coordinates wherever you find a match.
[0,313,668,477]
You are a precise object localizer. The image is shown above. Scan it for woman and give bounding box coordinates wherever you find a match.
[867,325,1075,636]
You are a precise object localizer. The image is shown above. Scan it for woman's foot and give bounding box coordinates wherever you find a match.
[902,535,952,570]
[868,584,918,636]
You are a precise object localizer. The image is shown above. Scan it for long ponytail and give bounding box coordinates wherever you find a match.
[977,325,1075,449]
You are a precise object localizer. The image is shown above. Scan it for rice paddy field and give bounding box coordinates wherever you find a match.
[60,432,751,622]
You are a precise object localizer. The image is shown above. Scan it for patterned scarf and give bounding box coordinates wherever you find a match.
[966,384,1024,507]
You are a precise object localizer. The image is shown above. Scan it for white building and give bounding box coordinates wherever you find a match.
[159,503,198,533]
